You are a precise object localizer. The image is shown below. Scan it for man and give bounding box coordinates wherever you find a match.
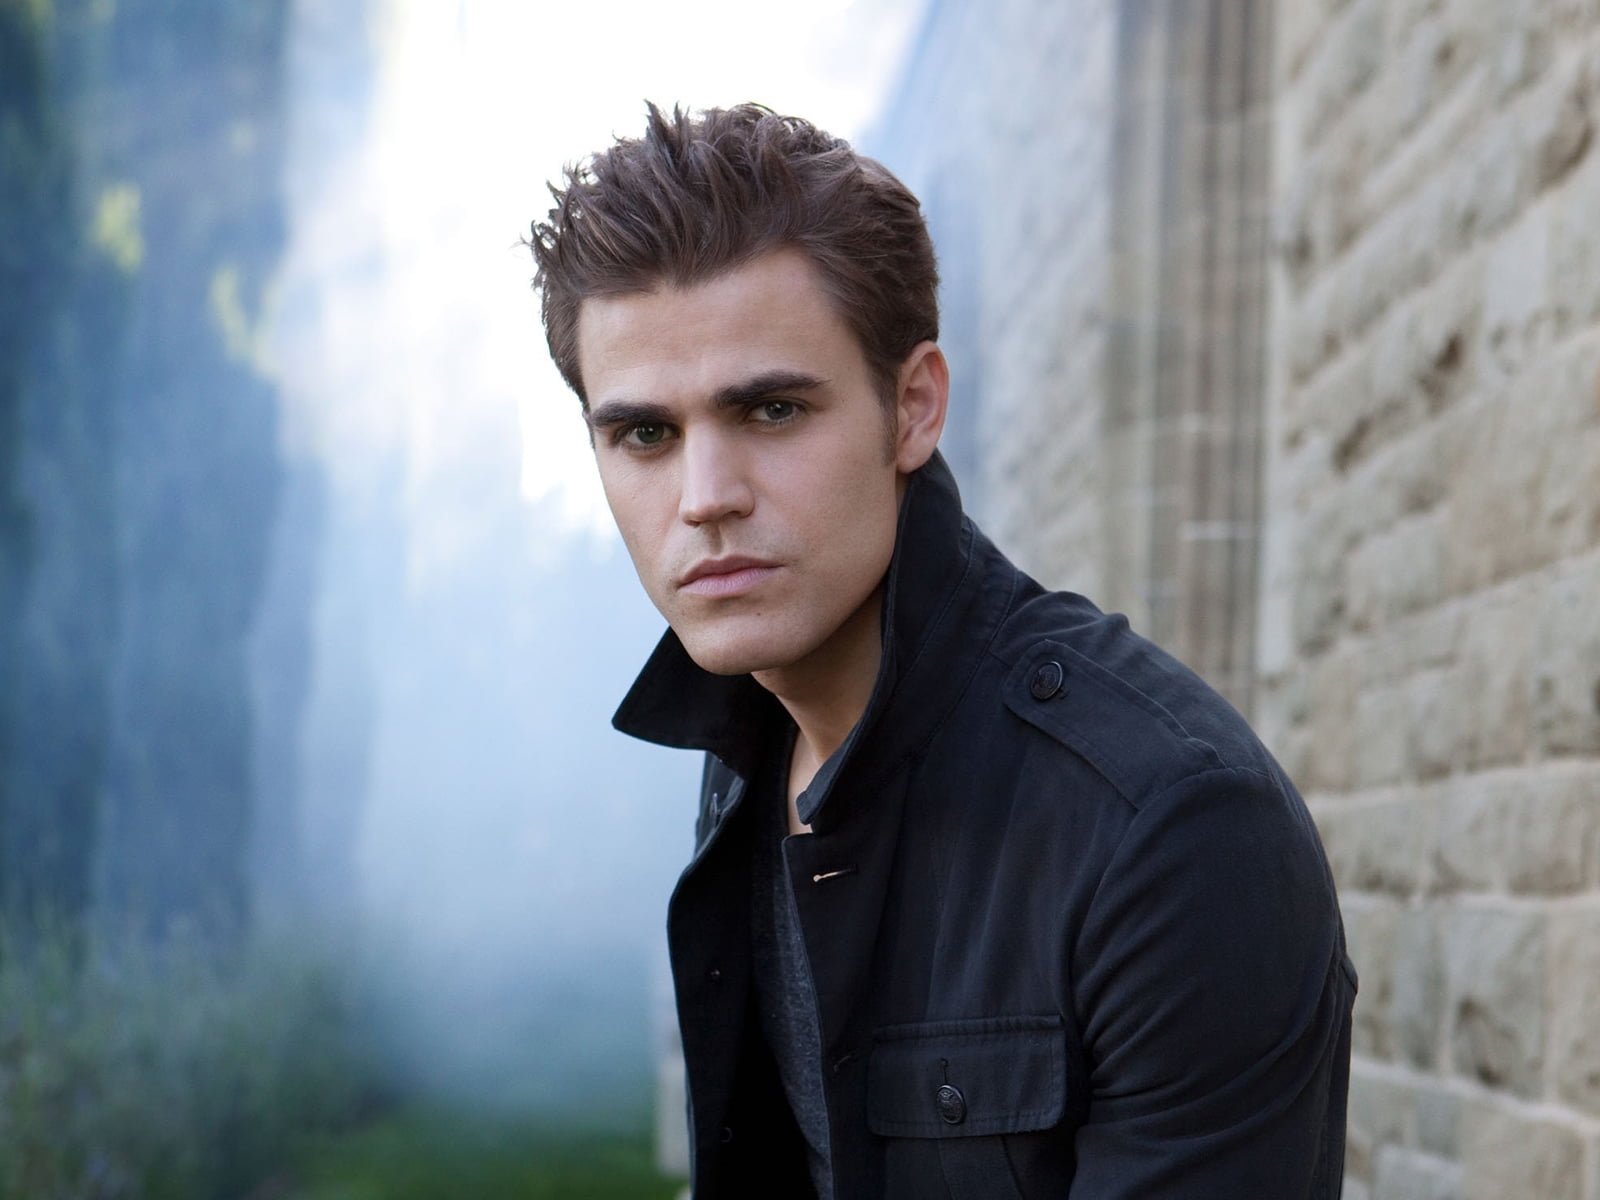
[529,104,1355,1199]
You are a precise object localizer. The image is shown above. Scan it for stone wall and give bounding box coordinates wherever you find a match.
[872,0,1118,600]
[873,0,1600,1195]
[1101,0,1273,712]
[874,0,1272,713]
[1263,1,1600,1196]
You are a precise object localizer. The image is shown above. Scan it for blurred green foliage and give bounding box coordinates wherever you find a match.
[0,922,680,1200]
[287,1112,682,1200]
[0,923,382,1200]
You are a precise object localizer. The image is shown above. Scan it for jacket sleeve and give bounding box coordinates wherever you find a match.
[1067,765,1355,1199]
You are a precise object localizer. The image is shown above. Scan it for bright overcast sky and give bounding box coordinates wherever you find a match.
[359,0,925,545]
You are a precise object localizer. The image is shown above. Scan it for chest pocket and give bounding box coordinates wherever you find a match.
[868,1016,1067,1200]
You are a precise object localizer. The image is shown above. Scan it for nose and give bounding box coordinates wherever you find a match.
[678,430,753,525]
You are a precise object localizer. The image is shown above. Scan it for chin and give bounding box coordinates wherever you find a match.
[678,641,775,678]
[675,623,803,678]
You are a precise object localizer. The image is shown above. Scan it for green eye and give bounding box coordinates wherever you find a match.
[630,423,666,445]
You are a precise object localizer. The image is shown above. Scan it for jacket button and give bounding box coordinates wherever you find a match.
[936,1083,967,1125]
[719,1125,734,1144]
[1030,660,1065,700]
[708,966,722,983]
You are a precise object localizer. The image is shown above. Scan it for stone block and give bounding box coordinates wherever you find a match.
[1287,274,1342,384]
[1300,648,1359,793]
[1550,152,1600,333]
[1369,278,1480,428]
[1342,415,1457,550]
[1391,902,1446,1068]
[1406,664,1464,783]
[1270,716,1316,795]
[1284,430,1337,512]
[1549,906,1600,1114]
[1440,119,1527,252]
[1347,515,1446,635]
[1280,135,1369,287]
[1348,1067,1416,1178]
[1561,0,1600,28]
[1504,773,1600,893]
[1415,1084,1460,1158]
[1342,206,1440,342]
[1444,345,1600,586]
[1278,0,1328,82]
[1292,649,1356,800]
[1364,606,1465,689]
[1432,776,1506,893]
[1414,268,1485,404]
[1442,397,1540,595]
[1455,595,1535,769]
[1321,796,1426,895]
[1291,504,1352,655]
[1291,337,1374,457]
[1482,203,1554,382]
[1373,1145,1462,1200]
[1531,556,1600,757]
[1270,645,1314,729]
[1345,898,1402,1059]
[1384,0,1452,46]
[1460,1101,1585,1200]
[1444,908,1546,1096]
[1486,0,1559,101]
[1381,3,1485,155]
[1354,682,1411,788]
[1529,51,1595,190]
[1538,426,1600,561]
[1298,0,1386,148]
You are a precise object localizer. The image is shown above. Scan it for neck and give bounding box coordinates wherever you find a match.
[752,585,885,808]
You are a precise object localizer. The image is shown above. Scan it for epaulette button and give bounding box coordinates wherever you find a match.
[1030,660,1065,701]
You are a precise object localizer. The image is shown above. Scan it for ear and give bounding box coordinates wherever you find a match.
[892,341,949,474]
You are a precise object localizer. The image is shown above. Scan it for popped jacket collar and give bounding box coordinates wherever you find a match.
[611,450,1018,828]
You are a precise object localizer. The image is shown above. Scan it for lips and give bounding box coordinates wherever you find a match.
[678,556,781,598]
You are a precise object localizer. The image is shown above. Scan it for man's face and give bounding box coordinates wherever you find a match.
[576,249,903,681]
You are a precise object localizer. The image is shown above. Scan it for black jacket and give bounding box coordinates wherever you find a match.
[615,453,1355,1199]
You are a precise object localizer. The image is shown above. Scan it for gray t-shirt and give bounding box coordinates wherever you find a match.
[751,735,834,1199]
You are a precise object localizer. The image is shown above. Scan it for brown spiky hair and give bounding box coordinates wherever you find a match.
[528,103,939,408]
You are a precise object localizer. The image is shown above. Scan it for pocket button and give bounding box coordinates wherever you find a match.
[936,1083,967,1125]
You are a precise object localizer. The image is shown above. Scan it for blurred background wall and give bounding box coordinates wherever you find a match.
[5,0,1599,1195]
[1,0,298,937]
[1,1,917,1193]
[869,1,1600,1197]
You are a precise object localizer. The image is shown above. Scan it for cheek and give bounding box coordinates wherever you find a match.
[819,473,899,581]
[597,477,668,586]
[598,465,661,540]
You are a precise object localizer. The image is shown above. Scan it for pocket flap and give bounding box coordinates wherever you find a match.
[867,1015,1066,1138]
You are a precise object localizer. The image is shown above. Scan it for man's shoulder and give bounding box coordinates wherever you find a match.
[975,586,1281,809]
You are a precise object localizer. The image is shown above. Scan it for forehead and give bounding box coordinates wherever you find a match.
[575,249,867,403]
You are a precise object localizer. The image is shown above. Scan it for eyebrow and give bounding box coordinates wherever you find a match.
[711,369,828,408]
[585,399,671,432]
[586,369,829,431]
